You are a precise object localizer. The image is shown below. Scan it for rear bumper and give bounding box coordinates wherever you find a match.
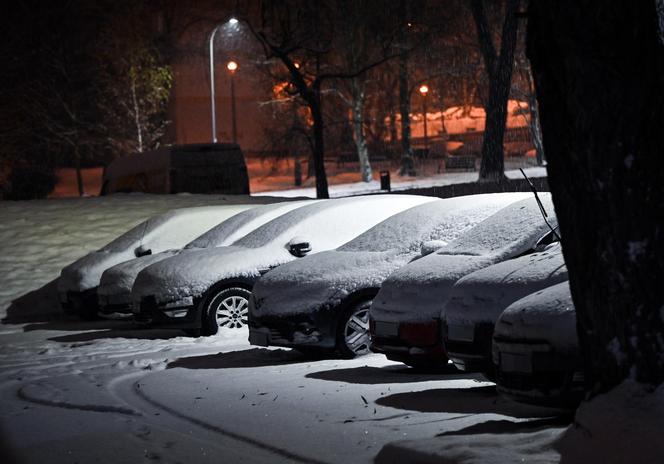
[442,321,494,372]
[134,295,203,329]
[493,337,584,408]
[369,318,447,365]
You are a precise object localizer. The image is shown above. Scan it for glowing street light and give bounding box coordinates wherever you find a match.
[209,17,240,143]
[419,85,429,149]
[227,61,238,144]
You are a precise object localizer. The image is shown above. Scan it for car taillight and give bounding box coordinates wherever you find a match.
[399,320,440,346]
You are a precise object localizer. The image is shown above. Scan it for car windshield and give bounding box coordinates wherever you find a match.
[232,195,434,252]
[339,194,522,254]
[100,214,174,252]
[185,202,308,249]
[438,196,557,257]
[101,207,240,253]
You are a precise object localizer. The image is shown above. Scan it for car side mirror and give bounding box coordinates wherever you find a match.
[135,245,152,257]
[420,240,448,257]
[287,237,312,257]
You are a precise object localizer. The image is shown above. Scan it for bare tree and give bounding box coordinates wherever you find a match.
[97,42,173,155]
[247,1,400,198]
[471,0,521,181]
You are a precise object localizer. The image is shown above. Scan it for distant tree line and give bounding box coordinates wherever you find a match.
[245,0,540,198]
[0,0,173,199]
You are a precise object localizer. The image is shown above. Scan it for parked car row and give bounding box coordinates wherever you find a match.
[59,193,582,408]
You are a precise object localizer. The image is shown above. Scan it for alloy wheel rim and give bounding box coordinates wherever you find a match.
[214,295,249,329]
[344,306,370,355]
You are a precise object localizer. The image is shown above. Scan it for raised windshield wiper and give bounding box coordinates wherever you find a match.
[519,168,561,242]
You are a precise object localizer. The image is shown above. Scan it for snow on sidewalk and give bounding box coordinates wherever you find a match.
[252,167,548,198]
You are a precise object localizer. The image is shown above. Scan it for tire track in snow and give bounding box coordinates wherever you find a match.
[109,371,330,464]
[17,382,141,416]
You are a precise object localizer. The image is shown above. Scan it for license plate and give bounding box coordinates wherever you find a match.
[501,352,532,373]
[374,321,399,337]
[249,330,269,346]
[447,324,474,342]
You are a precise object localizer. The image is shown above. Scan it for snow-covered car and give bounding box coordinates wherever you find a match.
[97,201,313,315]
[58,205,254,318]
[132,194,437,336]
[370,195,558,369]
[442,242,567,376]
[248,193,530,358]
[492,281,583,407]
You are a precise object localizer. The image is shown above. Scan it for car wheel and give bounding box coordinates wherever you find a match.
[202,287,251,336]
[336,299,372,358]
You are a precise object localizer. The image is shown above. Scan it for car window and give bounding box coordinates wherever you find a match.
[438,196,557,257]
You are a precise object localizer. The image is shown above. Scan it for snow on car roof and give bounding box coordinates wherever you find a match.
[438,194,556,257]
[339,193,529,253]
[232,195,437,252]
[100,205,252,252]
[185,200,315,249]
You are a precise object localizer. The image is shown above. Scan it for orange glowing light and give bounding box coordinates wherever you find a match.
[419,85,429,95]
[227,60,238,72]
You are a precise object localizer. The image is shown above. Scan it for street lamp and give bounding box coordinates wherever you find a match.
[208,17,239,143]
[419,84,429,149]
[227,60,238,144]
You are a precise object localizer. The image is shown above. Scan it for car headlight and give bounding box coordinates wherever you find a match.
[162,296,194,309]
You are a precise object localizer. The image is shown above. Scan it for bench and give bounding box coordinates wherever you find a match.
[445,156,477,172]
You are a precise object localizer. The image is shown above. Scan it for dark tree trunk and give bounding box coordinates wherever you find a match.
[398,51,416,176]
[74,145,84,197]
[525,66,546,165]
[309,85,329,199]
[472,0,520,182]
[528,1,664,394]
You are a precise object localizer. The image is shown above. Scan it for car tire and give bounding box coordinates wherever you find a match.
[336,299,372,358]
[202,287,252,336]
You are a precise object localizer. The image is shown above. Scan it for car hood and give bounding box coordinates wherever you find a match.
[98,250,180,297]
[494,281,577,349]
[371,254,494,323]
[251,250,413,317]
[443,243,568,327]
[58,249,136,293]
[132,245,293,304]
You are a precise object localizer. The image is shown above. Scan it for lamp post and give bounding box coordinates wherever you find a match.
[419,84,429,149]
[208,17,239,143]
[227,60,238,144]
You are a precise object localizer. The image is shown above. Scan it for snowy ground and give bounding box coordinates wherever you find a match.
[253,167,547,198]
[1,190,578,464]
